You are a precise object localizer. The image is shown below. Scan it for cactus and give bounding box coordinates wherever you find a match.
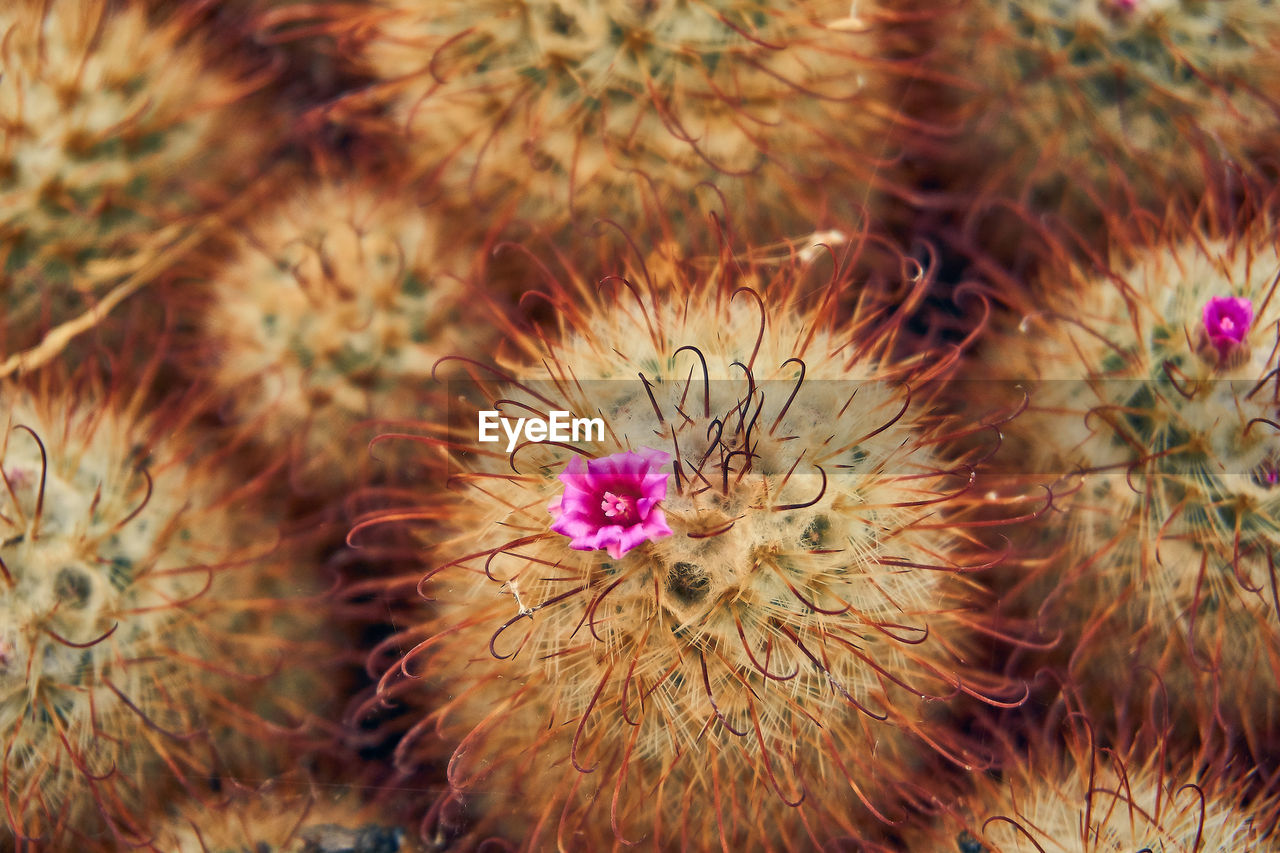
[905,725,1280,851]
[0,0,275,355]
[996,221,1280,754]
[191,178,487,489]
[362,238,1021,849]
[0,370,331,847]
[350,0,893,236]
[150,783,411,853]
[920,0,1280,225]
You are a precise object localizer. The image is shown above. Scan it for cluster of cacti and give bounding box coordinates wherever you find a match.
[6,0,1280,851]
[0,0,275,357]
[343,0,895,235]
[188,177,486,488]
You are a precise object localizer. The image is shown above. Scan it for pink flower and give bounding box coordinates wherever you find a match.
[1202,296,1253,362]
[548,447,673,559]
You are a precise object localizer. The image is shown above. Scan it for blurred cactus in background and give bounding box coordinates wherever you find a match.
[148,779,413,853]
[993,217,1280,756]
[908,0,1280,246]
[187,177,491,491]
[344,0,903,237]
[0,363,333,848]
[0,0,279,360]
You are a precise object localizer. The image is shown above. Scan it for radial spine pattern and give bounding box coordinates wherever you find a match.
[364,237,1020,849]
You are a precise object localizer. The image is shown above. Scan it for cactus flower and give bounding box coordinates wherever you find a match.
[1202,296,1253,361]
[548,448,673,559]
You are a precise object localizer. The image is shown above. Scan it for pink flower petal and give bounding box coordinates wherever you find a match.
[1202,295,1253,360]
[547,447,673,557]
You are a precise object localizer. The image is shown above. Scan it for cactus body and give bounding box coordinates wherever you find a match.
[906,735,1279,851]
[999,224,1280,753]
[151,784,413,853]
[923,0,1280,225]
[194,178,484,489]
[0,0,273,354]
[354,0,889,236]
[368,241,1016,849]
[0,374,328,847]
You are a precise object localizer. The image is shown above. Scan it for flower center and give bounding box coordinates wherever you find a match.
[601,491,636,523]
[1219,317,1236,334]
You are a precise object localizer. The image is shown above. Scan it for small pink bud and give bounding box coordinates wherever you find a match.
[1201,296,1253,363]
